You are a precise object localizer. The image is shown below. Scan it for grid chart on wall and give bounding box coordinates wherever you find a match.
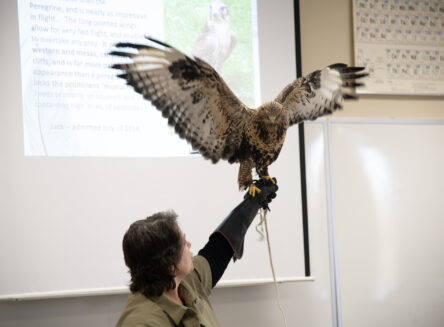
[352,0,444,95]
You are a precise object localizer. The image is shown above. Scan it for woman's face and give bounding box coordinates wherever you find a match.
[175,232,194,279]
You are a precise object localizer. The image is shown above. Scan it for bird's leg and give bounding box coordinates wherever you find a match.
[257,167,276,184]
[239,161,260,196]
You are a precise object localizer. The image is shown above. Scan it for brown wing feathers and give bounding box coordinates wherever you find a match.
[276,63,367,126]
[111,43,215,159]
[110,37,249,163]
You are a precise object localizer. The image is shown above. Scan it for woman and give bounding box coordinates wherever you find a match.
[116,179,278,327]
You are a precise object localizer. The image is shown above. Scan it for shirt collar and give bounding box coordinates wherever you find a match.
[152,280,198,325]
[153,294,187,325]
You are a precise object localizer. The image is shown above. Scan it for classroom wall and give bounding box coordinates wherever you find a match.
[299,0,444,120]
[300,1,444,327]
[1,0,443,327]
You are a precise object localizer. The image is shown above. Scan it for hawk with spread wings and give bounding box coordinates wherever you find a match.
[110,37,366,195]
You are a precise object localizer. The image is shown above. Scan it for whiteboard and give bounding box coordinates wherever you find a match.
[329,119,444,327]
[0,0,308,300]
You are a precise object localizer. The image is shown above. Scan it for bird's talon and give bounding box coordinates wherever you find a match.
[263,176,276,184]
[249,185,261,197]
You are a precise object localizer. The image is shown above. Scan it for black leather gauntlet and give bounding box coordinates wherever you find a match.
[212,179,278,261]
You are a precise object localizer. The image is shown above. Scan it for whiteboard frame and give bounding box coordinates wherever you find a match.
[0,277,315,302]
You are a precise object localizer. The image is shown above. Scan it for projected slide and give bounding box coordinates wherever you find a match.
[18,0,260,156]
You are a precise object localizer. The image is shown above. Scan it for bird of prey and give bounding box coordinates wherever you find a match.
[110,37,366,195]
[191,0,237,74]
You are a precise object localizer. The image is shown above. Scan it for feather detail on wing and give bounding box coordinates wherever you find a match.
[275,63,367,126]
[109,36,251,163]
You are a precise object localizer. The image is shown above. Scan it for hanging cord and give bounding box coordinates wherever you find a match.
[258,208,289,327]
[255,212,265,240]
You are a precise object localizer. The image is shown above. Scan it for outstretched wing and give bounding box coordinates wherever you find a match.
[109,36,252,163]
[275,63,367,126]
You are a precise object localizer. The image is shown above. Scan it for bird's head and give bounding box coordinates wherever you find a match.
[257,102,287,126]
[209,0,230,22]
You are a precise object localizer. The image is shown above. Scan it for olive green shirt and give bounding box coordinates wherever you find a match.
[116,255,220,327]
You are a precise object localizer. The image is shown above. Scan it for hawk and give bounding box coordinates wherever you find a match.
[110,37,366,195]
[191,0,237,74]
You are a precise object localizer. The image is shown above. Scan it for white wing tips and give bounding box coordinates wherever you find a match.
[320,63,368,99]
[108,36,186,71]
[285,63,368,124]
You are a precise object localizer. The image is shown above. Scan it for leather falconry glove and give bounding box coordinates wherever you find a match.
[213,178,278,261]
